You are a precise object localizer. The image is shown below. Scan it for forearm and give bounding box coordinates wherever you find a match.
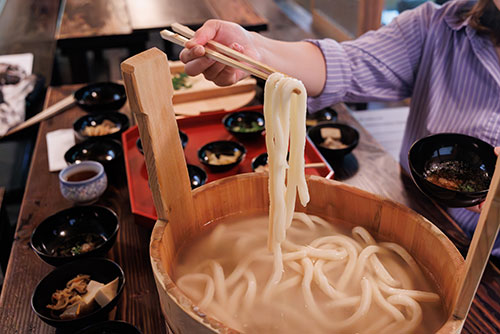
[251,32,326,97]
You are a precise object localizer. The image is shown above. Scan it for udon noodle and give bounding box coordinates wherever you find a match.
[174,74,446,333]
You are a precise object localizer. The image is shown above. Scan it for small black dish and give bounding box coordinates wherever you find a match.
[408,133,496,207]
[187,164,207,189]
[306,107,338,127]
[65,138,123,171]
[74,82,127,112]
[251,152,269,172]
[198,140,246,173]
[74,320,142,334]
[307,123,359,160]
[31,258,125,329]
[136,130,188,154]
[223,111,265,140]
[73,112,129,142]
[30,206,119,266]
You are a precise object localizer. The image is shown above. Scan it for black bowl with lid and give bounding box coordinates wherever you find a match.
[408,133,496,207]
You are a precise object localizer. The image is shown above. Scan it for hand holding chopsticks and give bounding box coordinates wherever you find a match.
[161,23,301,94]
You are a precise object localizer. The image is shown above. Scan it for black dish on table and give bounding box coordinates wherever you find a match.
[73,112,130,142]
[74,320,142,334]
[251,152,269,172]
[198,140,246,173]
[306,107,338,127]
[30,206,119,266]
[74,82,127,112]
[223,111,265,140]
[65,138,123,171]
[31,258,125,329]
[187,164,207,189]
[408,133,496,208]
[136,130,188,154]
[307,123,359,160]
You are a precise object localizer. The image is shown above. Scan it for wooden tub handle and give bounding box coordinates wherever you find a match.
[121,48,196,241]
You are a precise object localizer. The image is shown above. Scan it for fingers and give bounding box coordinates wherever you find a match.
[185,20,221,48]
[202,62,226,81]
[183,57,216,77]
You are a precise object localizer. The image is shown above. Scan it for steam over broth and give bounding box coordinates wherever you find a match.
[174,212,446,334]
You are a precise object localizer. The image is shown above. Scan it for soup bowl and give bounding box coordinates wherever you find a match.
[30,206,119,266]
[408,133,496,207]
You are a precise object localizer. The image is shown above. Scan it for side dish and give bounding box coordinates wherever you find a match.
[47,275,119,320]
[53,233,106,257]
[206,150,242,165]
[424,160,490,192]
[319,127,347,149]
[82,120,120,137]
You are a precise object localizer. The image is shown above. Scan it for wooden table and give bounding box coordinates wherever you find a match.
[126,0,267,32]
[0,83,498,333]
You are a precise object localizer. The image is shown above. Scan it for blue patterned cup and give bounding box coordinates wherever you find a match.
[59,161,107,204]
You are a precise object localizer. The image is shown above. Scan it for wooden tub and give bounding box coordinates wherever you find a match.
[150,173,465,334]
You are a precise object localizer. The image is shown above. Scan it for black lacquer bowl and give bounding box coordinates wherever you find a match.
[74,82,127,112]
[136,130,188,154]
[30,206,119,266]
[198,140,246,172]
[307,123,359,160]
[187,164,207,189]
[223,111,265,140]
[65,138,123,171]
[306,107,338,127]
[31,258,125,328]
[73,112,129,142]
[408,133,496,207]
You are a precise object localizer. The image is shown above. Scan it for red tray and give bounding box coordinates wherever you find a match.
[122,105,334,228]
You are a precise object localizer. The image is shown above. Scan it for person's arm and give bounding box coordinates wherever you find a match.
[180,2,438,106]
[179,20,326,96]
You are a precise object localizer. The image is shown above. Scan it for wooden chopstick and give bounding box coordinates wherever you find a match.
[160,30,269,80]
[1,95,75,138]
[160,27,302,95]
[171,23,277,75]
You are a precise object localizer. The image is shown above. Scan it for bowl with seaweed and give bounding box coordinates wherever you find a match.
[223,111,265,140]
[408,133,497,207]
[31,206,119,266]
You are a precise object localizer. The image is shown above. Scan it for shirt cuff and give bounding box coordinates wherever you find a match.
[305,39,352,112]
